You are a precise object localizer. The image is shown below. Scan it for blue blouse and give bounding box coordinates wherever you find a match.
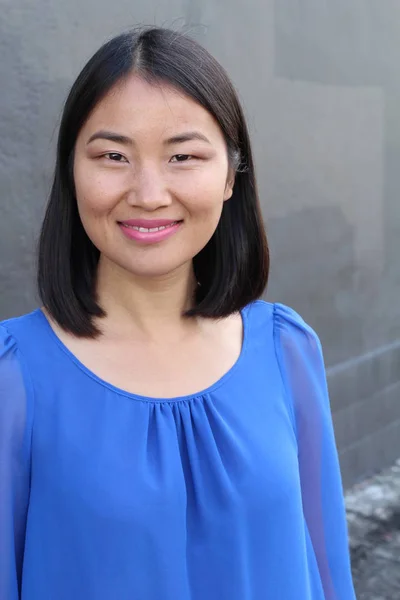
[0,301,355,599]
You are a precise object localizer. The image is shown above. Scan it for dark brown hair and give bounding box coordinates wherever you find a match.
[38,27,269,337]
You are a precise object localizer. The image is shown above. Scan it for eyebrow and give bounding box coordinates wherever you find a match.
[86,130,211,146]
[87,131,133,146]
[164,132,211,145]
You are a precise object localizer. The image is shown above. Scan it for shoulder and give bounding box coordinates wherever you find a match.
[245,300,320,346]
[271,302,326,388]
[0,309,50,391]
[243,301,322,369]
[245,301,324,372]
[0,314,36,446]
[1,309,49,355]
[0,309,43,370]
[0,308,41,332]
[244,300,274,328]
[272,302,321,348]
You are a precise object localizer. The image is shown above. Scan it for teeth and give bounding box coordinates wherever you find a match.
[124,221,178,232]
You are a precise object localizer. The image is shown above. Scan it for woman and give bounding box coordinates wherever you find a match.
[0,27,355,599]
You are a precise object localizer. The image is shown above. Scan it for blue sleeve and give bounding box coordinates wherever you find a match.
[273,304,355,600]
[0,324,33,599]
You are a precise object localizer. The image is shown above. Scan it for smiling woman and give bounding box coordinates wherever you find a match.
[72,75,236,287]
[0,27,355,600]
[37,28,265,337]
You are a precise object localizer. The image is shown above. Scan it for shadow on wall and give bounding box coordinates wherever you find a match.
[274,0,400,348]
[267,204,365,367]
[0,26,71,318]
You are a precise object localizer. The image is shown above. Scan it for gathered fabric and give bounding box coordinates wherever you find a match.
[0,301,355,599]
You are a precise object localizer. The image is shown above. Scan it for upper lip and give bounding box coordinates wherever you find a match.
[119,219,182,227]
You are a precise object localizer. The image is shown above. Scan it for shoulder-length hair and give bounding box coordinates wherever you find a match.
[38,27,269,337]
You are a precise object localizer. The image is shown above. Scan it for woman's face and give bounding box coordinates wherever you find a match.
[73,75,234,280]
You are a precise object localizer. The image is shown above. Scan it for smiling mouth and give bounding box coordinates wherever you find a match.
[118,219,183,243]
[121,221,182,233]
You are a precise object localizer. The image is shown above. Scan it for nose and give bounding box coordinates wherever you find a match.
[125,164,172,211]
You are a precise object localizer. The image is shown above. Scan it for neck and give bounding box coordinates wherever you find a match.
[95,256,198,340]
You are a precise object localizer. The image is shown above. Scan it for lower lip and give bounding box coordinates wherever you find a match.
[118,221,182,243]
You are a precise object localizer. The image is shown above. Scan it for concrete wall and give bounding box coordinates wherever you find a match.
[1,0,399,487]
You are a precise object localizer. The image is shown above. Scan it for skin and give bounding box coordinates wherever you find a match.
[74,75,234,283]
[47,74,244,398]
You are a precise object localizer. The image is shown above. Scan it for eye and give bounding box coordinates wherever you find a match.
[104,152,128,163]
[170,154,193,163]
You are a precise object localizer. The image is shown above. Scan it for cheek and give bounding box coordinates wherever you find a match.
[179,180,225,248]
[74,179,117,250]
[75,171,120,217]
[178,169,228,215]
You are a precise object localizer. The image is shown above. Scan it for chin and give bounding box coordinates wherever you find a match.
[123,260,193,281]
[100,247,195,281]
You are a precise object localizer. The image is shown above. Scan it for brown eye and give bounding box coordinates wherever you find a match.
[170,154,192,163]
[105,153,127,162]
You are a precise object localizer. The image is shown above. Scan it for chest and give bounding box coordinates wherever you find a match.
[56,321,243,399]
[31,375,300,531]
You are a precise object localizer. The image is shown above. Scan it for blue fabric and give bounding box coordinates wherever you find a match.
[0,301,355,599]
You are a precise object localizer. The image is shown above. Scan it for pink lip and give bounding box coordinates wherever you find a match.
[118,219,183,244]
[121,219,180,228]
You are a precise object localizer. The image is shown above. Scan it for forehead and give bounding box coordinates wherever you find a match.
[81,74,223,140]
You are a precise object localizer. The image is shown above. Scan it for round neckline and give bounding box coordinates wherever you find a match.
[36,305,251,403]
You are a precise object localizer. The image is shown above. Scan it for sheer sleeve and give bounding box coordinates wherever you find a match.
[0,323,33,599]
[273,304,355,599]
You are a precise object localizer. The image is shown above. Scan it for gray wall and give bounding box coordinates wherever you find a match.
[1,0,399,487]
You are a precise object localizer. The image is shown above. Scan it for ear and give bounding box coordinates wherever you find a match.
[223,169,235,201]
